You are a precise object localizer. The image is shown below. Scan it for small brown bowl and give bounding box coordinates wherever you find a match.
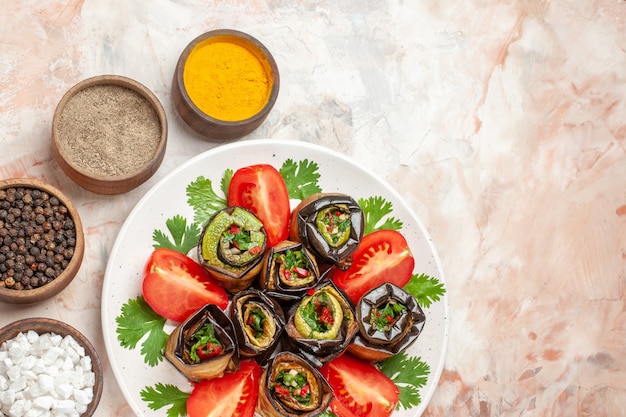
[0,178,84,304]
[52,75,167,194]
[0,318,103,416]
[172,29,280,141]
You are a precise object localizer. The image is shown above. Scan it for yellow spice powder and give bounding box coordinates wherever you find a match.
[183,38,272,122]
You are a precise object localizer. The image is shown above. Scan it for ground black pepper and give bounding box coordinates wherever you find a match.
[0,187,76,290]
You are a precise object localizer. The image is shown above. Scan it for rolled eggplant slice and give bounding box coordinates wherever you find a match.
[289,193,364,271]
[257,351,334,417]
[165,304,239,381]
[197,206,267,293]
[259,240,321,301]
[231,289,285,363]
[347,282,426,362]
[284,281,358,366]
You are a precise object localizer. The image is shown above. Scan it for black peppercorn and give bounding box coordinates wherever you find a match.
[0,186,77,291]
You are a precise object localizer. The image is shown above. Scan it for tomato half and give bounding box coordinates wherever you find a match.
[320,353,399,417]
[187,360,261,417]
[228,164,290,248]
[330,229,415,304]
[142,248,229,322]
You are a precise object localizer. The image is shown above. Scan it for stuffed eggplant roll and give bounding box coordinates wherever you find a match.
[198,206,267,293]
[165,304,239,381]
[289,193,364,270]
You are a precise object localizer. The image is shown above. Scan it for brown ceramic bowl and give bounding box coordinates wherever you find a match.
[172,29,280,141]
[52,75,168,195]
[0,178,84,304]
[0,317,103,416]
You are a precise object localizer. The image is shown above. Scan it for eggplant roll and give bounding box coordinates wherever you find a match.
[289,193,364,270]
[259,240,321,301]
[197,206,267,293]
[347,282,426,362]
[257,351,334,417]
[284,281,358,366]
[165,304,239,381]
[231,288,285,363]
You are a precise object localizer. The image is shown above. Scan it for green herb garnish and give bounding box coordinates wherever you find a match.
[279,159,322,199]
[272,370,312,405]
[379,352,430,410]
[301,292,335,333]
[152,215,201,254]
[359,196,403,234]
[186,175,228,226]
[247,307,266,338]
[371,301,406,332]
[189,323,223,363]
[115,296,168,367]
[140,383,189,417]
[403,273,446,309]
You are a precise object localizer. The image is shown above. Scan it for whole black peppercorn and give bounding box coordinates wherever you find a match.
[0,186,77,292]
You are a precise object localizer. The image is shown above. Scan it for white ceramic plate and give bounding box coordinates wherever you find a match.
[102,139,449,417]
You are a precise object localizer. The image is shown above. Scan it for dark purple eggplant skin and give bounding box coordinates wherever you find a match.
[283,280,358,367]
[348,282,426,362]
[230,288,285,365]
[289,193,364,271]
[256,351,334,417]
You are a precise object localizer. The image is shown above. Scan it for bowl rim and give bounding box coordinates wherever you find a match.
[0,317,103,416]
[0,178,85,304]
[51,74,168,193]
[174,28,281,127]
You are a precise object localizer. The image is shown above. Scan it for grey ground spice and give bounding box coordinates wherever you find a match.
[56,84,162,176]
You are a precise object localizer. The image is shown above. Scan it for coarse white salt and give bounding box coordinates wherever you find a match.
[0,332,95,417]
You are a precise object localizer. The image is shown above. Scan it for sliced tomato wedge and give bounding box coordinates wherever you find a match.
[142,248,229,322]
[320,353,399,417]
[227,164,290,248]
[330,229,414,304]
[187,360,261,417]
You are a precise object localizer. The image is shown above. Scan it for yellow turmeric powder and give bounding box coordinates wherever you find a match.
[183,37,273,122]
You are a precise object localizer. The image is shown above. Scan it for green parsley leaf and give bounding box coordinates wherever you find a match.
[280,159,322,200]
[140,383,189,417]
[378,352,430,410]
[403,273,446,309]
[115,296,168,367]
[186,175,228,226]
[319,411,338,417]
[359,196,403,234]
[152,215,201,254]
[220,168,233,196]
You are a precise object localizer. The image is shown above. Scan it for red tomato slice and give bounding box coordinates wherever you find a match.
[142,248,229,322]
[320,353,399,417]
[187,361,261,417]
[228,164,290,247]
[331,229,414,304]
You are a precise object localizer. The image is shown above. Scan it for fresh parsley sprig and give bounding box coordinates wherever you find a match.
[280,158,322,199]
[186,175,228,226]
[379,352,430,410]
[403,273,446,309]
[152,215,201,254]
[140,383,190,417]
[115,296,168,367]
[359,196,403,234]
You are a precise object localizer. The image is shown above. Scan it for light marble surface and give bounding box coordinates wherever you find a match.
[1,1,625,416]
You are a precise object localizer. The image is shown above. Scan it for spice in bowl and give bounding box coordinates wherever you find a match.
[184,36,273,122]
[52,75,168,195]
[0,186,76,290]
[0,178,84,304]
[172,29,280,141]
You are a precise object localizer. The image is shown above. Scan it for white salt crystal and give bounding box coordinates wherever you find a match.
[33,396,54,410]
[55,383,73,400]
